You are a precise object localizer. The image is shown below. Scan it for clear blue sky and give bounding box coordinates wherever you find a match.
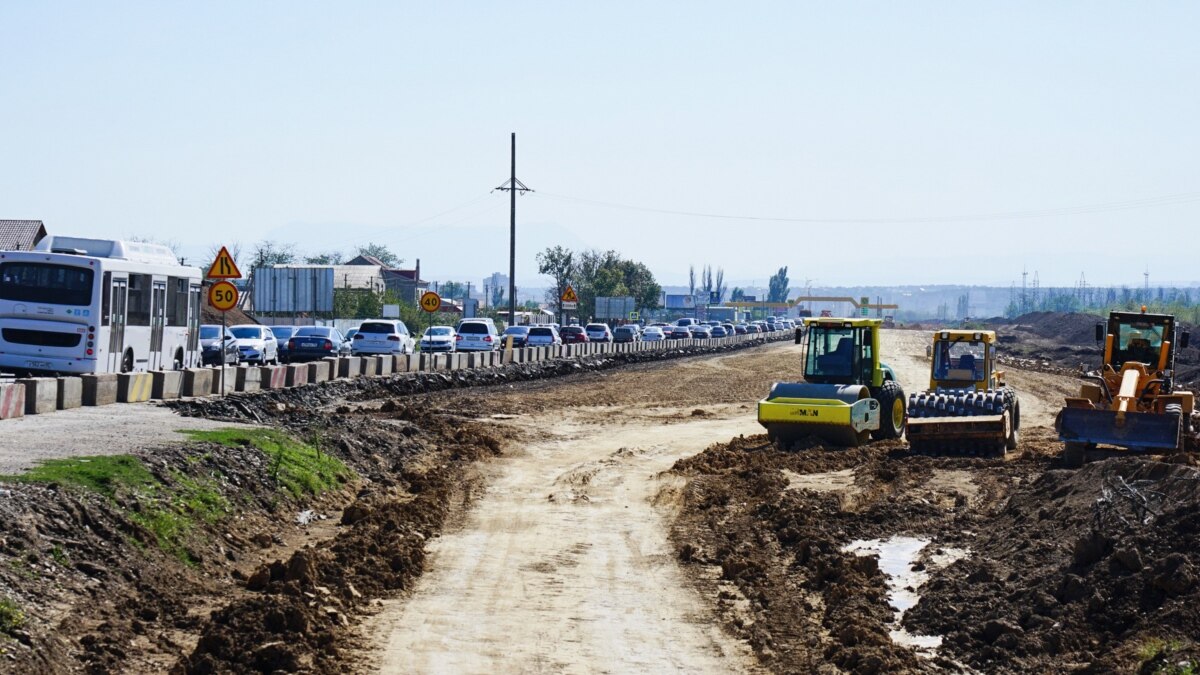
[3,2,1198,288]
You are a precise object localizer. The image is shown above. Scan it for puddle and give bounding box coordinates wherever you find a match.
[842,536,969,655]
[782,468,857,493]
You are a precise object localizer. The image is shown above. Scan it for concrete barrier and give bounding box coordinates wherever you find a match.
[117,372,153,403]
[82,374,119,406]
[0,382,25,420]
[378,355,394,376]
[320,358,338,380]
[235,367,261,392]
[151,370,183,400]
[16,377,57,415]
[310,361,331,383]
[56,377,83,410]
[210,366,237,395]
[260,365,287,389]
[182,369,212,397]
[361,356,380,376]
[338,357,362,379]
[285,363,308,387]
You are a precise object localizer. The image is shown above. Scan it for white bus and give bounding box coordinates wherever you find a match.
[0,236,203,375]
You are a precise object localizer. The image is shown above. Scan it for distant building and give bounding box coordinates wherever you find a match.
[0,220,47,251]
[345,255,426,304]
[482,272,508,307]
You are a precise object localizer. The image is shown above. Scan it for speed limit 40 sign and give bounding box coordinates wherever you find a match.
[208,281,239,312]
[420,290,442,313]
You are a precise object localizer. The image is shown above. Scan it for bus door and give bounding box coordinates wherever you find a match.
[149,280,167,369]
[107,276,128,372]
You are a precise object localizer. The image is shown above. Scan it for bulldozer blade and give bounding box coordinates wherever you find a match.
[907,414,1006,448]
[1056,407,1181,452]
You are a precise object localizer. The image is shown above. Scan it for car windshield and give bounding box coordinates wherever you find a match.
[229,326,263,339]
[586,324,606,331]
[529,327,553,336]
[934,340,986,381]
[270,326,294,339]
[562,327,583,334]
[616,327,634,334]
[294,327,329,337]
[360,322,397,334]
[459,322,489,334]
[425,327,452,336]
[505,327,529,335]
[200,326,221,339]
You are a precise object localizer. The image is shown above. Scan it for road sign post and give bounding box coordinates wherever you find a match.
[420,291,441,349]
[561,285,579,326]
[206,248,244,397]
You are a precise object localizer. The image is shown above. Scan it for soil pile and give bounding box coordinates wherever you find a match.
[1009,311,1104,345]
[907,459,1200,672]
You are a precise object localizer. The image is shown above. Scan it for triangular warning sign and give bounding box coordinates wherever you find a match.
[207,246,243,280]
[561,285,578,303]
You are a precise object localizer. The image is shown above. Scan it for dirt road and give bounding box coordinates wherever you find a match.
[362,331,1073,673]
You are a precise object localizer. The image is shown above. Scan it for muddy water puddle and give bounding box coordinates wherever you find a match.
[843,536,968,655]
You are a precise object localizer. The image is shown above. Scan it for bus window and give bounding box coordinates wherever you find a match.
[167,277,189,327]
[102,272,111,326]
[128,274,152,326]
[0,262,94,306]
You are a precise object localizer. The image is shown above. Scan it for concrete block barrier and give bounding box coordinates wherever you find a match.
[0,382,25,420]
[182,369,213,397]
[285,363,308,387]
[235,367,261,393]
[260,365,287,389]
[310,361,331,384]
[338,357,362,379]
[117,372,153,403]
[151,370,183,400]
[82,374,119,406]
[378,355,394,376]
[17,377,57,415]
[56,377,83,410]
[210,366,237,395]
[362,356,380,376]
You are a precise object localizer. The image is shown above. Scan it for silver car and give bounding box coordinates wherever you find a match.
[228,325,280,364]
[457,319,502,351]
[351,320,415,356]
[420,325,457,353]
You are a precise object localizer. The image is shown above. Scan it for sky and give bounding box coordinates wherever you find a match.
[3,2,1199,289]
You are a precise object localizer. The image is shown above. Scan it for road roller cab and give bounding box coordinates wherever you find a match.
[758,318,906,447]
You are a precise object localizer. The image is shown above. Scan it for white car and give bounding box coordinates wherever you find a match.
[585,323,613,343]
[228,325,279,364]
[457,319,502,352]
[526,325,561,347]
[420,326,457,353]
[642,326,665,342]
[351,320,415,356]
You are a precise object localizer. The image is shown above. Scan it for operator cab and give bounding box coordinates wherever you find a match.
[803,320,875,385]
[934,339,986,383]
[1100,311,1187,371]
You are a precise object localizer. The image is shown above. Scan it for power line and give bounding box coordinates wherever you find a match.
[536,189,1200,225]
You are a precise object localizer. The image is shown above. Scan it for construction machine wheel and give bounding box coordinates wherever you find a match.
[1004,389,1020,451]
[1063,442,1088,468]
[871,380,907,440]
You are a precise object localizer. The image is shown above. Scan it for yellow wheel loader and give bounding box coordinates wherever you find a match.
[758,318,906,447]
[905,330,1020,456]
[1056,309,1193,467]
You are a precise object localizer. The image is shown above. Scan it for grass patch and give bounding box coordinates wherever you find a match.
[182,428,349,498]
[1,455,154,499]
[1139,638,1198,675]
[0,598,24,635]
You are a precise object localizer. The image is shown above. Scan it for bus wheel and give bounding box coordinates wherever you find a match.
[121,350,134,373]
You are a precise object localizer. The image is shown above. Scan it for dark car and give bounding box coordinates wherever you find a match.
[668,325,691,339]
[270,325,297,362]
[502,325,531,348]
[286,326,350,362]
[200,324,239,366]
[560,325,589,344]
[733,324,749,335]
[710,325,729,338]
[613,326,641,343]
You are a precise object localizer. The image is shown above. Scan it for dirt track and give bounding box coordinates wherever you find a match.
[356,330,1083,672]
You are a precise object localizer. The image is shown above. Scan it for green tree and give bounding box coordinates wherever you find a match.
[714,268,726,304]
[537,245,576,323]
[251,240,297,267]
[305,251,344,265]
[731,287,746,302]
[767,266,790,303]
[440,281,467,299]
[356,243,403,267]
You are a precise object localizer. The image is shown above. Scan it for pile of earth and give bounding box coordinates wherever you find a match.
[182,400,503,674]
[906,458,1200,673]
[666,433,1039,674]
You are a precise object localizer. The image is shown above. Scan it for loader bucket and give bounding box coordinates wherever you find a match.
[758,383,880,447]
[1055,407,1181,452]
[906,414,1007,454]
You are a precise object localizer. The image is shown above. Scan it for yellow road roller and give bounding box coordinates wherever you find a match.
[758,318,906,447]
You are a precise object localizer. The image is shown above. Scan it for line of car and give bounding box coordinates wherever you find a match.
[201,315,797,366]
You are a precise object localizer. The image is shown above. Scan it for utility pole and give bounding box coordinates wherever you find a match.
[496,132,532,327]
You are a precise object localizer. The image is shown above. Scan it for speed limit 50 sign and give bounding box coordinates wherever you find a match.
[208,281,239,312]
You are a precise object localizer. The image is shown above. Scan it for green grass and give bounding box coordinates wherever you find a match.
[181,428,349,498]
[1139,638,1198,675]
[0,598,24,635]
[2,455,155,499]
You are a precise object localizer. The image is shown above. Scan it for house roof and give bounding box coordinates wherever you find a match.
[0,220,47,251]
[346,254,388,267]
